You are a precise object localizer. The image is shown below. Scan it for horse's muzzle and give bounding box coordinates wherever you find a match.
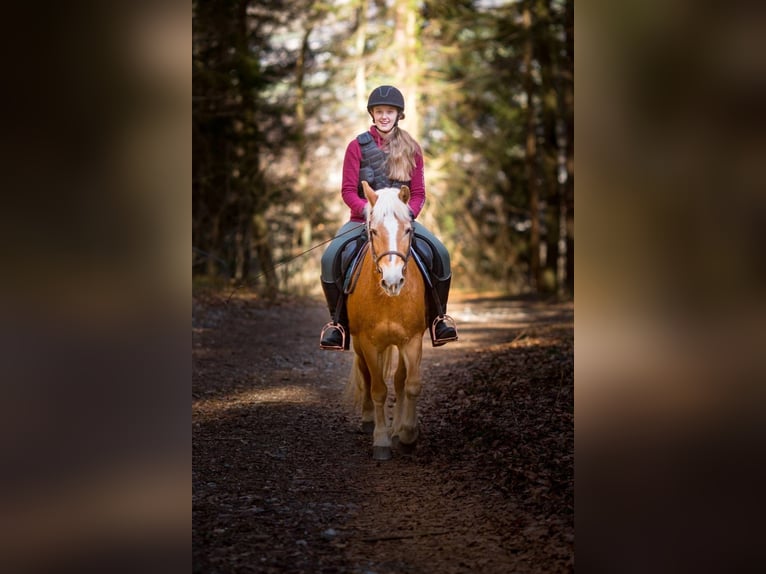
[380,275,405,296]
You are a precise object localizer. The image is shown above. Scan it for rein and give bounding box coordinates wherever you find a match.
[221,222,366,303]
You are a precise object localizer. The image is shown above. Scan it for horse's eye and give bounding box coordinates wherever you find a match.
[369,229,377,237]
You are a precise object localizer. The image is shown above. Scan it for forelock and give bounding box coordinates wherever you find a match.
[369,188,410,224]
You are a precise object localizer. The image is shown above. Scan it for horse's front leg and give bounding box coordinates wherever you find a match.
[392,351,407,437]
[396,336,423,447]
[364,347,392,460]
[355,352,375,434]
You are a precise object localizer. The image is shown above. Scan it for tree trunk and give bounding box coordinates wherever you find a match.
[564,0,574,294]
[556,117,568,298]
[355,0,368,117]
[295,18,314,275]
[546,179,560,293]
[206,213,221,276]
[253,212,278,298]
[523,4,541,292]
[296,23,311,196]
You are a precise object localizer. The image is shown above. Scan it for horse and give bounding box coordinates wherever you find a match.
[346,180,427,460]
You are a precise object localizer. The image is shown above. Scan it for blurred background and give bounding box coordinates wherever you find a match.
[192,0,574,298]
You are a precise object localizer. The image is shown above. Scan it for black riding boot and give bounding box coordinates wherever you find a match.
[319,280,347,350]
[429,275,458,347]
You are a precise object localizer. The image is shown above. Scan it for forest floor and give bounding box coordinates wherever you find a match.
[192,288,574,574]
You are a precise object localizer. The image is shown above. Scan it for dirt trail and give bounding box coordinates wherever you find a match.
[193,292,573,573]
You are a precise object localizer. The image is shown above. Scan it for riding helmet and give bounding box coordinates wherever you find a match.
[367,85,405,111]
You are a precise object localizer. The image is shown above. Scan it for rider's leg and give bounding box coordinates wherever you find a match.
[319,222,364,350]
[319,280,345,350]
[413,222,458,347]
[430,274,458,346]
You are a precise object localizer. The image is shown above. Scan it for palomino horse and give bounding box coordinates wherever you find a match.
[346,181,427,460]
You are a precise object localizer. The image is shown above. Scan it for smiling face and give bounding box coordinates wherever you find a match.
[370,105,401,134]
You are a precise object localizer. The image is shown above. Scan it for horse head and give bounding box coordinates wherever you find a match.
[361,180,414,297]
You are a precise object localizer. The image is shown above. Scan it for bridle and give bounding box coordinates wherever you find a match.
[367,217,414,275]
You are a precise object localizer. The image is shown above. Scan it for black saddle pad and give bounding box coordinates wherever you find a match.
[340,236,367,280]
[413,235,435,273]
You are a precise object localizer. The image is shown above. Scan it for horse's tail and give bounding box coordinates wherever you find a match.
[345,346,396,407]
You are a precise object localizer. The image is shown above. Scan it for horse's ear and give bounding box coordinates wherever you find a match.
[362,180,377,206]
[399,185,410,205]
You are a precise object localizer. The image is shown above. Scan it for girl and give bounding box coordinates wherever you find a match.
[319,85,457,349]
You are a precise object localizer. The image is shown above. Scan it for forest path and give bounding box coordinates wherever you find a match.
[193,291,574,573]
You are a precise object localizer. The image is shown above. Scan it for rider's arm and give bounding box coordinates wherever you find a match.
[341,139,368,221]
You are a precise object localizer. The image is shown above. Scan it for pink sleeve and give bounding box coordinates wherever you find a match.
[341,139,368,221]
[408,152,426,219]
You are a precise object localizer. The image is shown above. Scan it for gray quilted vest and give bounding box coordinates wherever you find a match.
[356,132,411,197]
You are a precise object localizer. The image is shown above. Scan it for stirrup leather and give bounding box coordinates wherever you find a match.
[319,322,346,351]
[430,314,458,346]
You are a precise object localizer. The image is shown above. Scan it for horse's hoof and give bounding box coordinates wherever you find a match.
[361,421,375,434]
[372,446,392,460]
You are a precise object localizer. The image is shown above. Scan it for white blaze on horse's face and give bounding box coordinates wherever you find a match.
[364,185,413,298]
[379,213,407,296]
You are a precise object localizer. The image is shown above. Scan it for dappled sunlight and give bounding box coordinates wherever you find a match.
[427,325,514,353]
[432,295,573,353]
[194,383,324,419]
[449,293,573,324]
[451,306,531,324]
[425,326,570,364]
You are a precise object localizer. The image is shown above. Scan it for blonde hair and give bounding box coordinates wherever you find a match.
[386,126,421,182]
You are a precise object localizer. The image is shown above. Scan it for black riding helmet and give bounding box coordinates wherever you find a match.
[367,85,406,128]
[367,85,405,112]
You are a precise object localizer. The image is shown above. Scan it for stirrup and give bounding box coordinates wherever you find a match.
[431,314,458,347]
[319,322,346,351]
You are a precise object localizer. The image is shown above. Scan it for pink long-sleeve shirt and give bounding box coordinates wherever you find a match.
[341,126,426,223]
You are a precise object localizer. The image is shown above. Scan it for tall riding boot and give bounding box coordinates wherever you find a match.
[319,280,347,350]
[429,275,458,347]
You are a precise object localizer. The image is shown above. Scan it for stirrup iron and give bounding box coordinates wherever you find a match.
[430,314,458,347]
[319,322,346,351]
